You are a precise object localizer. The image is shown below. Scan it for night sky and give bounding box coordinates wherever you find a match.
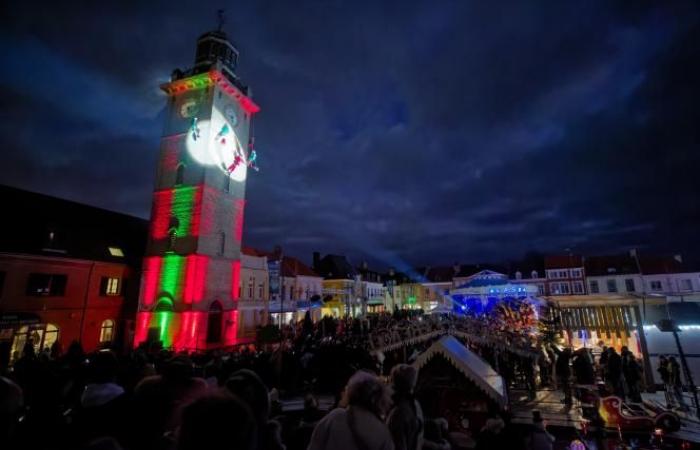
[2,1,699,269]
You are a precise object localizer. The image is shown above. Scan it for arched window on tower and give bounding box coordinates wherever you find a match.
[206,301,223,343]
[167,217,179,250]
[175,163,186,185]
[100,319,115,343]
[218,232,226,256]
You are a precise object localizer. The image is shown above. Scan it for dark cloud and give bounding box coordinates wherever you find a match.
[1,1,699,268]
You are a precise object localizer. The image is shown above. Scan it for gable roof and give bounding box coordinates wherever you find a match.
[314,254,357,279]
[413,335,507,408]
[242,247,319,277]
[0,184,147,265]
[585,255,639,277]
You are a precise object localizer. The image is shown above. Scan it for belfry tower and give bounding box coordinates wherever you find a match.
[134,28,260,350]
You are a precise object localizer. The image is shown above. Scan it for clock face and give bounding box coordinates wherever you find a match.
[224,105,238,127]
[185,105,247,182]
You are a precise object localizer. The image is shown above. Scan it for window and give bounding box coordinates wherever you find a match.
[108,247,124,257]
[571,269,582,278]
[537,284,545,296]
[175,164,185,185]
[248,277,254,299]
[531,270,539,279]
[559,270,569,278]
[258,283,264,300]
[100,319,115,343]
[573,281,585,294]
[590,280,600,294]
[681,279,693,292]
[551,282,570,295]
[206,302,223,343]
[625,279,635,292]
[606,279,618,293]
[219,232,226,256]
[26,273,67,296]
[100,277,121,296]
[650,280,663,292]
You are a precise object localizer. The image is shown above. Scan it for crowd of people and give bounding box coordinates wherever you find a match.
[0,308,685,450]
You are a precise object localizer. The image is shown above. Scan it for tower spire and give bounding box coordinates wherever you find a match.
[217,9,225,32]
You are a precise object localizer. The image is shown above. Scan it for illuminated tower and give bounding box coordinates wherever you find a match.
[134,28,260,350]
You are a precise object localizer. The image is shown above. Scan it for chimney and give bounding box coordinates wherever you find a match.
[313,251,320,270]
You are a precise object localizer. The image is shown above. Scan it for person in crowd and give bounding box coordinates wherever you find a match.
[621,347,642,403]
[0,376,23,448]
[668,356,689,411]
[308,370,393,450]
[225,369,285,450]
[474,409,505,450]
[572,348,595,386]
[555,347,573,406]
[131,355,208,450]
[597,344,609,380]
[386,364,423,450]
[605,348,625,399]
[422,418,450,450]
[177,393,258,450]
[73,350,128,446]
[525,411,555,450]
[657,356,673,408]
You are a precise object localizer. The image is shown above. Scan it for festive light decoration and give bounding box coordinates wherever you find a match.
[136,48,260,351]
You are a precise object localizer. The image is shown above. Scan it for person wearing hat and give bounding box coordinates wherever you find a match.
[386,364,423,450]
[525,411,554,450]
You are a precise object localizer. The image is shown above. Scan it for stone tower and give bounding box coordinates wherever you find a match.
[134,28,260,350]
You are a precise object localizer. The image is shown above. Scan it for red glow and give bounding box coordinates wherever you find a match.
[184,255,209,304]
[161,137,180,173]
[223,310,239,346]
[233,199,245,242]
[231,260,241,300]
[151,190,173,239]
[190,186,204,237]
[142,256,162,306]
[134,312,152,347]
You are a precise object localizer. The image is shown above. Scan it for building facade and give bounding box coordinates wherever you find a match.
[545,255,587,295]
[134,28,260,351]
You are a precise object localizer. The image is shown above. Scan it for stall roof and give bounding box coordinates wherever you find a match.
[413,335,507,407]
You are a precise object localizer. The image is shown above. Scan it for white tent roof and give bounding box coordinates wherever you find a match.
[413,335,507,407]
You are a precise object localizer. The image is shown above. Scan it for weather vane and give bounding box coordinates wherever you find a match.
[217,9,225,31]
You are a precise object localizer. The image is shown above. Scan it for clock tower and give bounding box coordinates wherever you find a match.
[134,28,260,350]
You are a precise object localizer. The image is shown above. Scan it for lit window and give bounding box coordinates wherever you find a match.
[108,247,124,257]
[100,277,121,296]
[100,319,115,343]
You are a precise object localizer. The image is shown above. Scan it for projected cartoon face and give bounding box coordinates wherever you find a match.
[185,103,247,182]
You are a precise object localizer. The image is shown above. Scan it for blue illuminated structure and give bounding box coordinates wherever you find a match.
[449,270,541,315]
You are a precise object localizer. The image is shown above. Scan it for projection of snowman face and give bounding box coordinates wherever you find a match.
[185,105,247,182]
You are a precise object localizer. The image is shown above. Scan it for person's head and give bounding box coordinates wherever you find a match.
[90,350,119,384]
[225,369,270,423]
[342,370,391,417]
[177,394,257,450]
[304,394,318,411]
[162,356,194,382]
[390,364,418,397]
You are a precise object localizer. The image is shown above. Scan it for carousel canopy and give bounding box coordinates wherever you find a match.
[451,270,538,297]
[413,335,507,408]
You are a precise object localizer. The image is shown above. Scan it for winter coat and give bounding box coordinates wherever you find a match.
[308,406,394,450]
[386,398,424,450]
